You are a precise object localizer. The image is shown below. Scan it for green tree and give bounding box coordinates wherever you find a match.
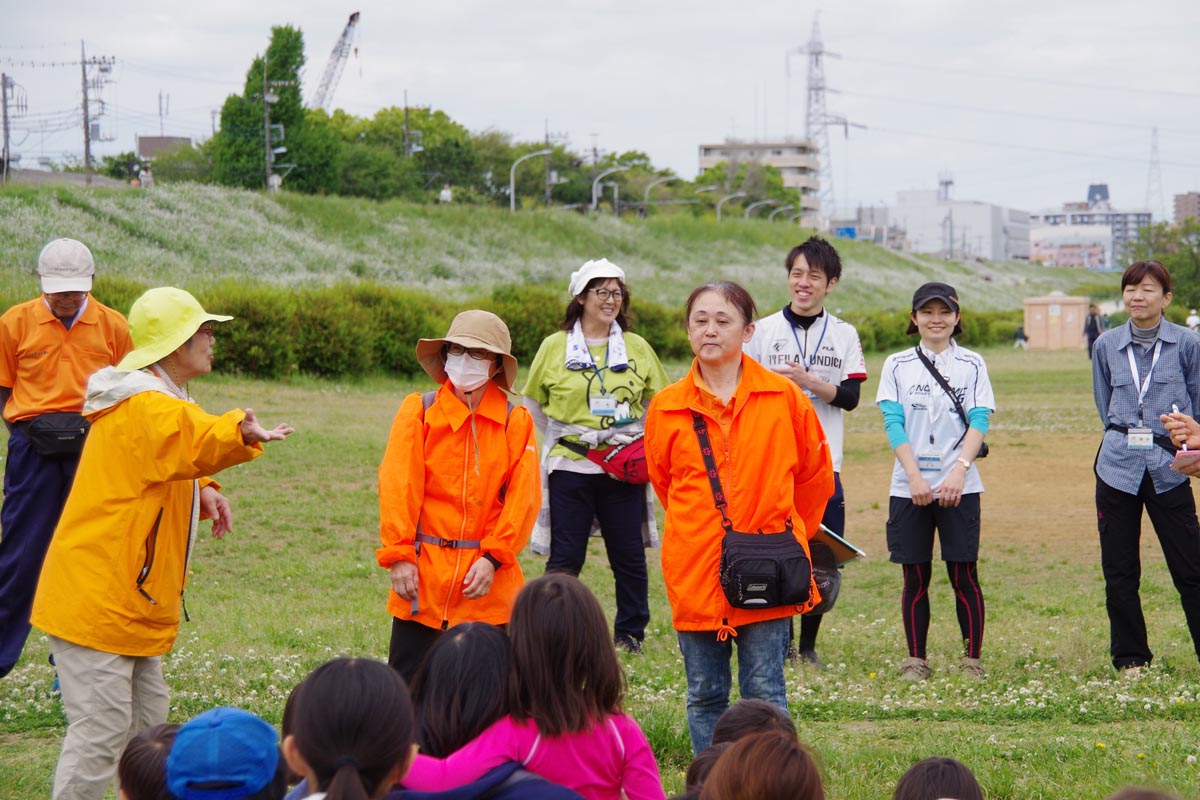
[211,25,338,193]
[1129,219,1200,306]
[98,151,140,181]
[151,141,213,183]
[339,142,404,199]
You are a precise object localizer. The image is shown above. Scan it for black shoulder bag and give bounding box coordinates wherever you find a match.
[914,347,989,459]
[691,411,812,609]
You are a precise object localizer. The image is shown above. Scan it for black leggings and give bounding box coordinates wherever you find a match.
[901,561,985,659]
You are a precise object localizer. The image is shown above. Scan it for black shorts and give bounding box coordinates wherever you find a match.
[886,494,981,564]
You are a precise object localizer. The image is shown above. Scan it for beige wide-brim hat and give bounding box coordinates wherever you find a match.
[118,287,233,371]
[416,310,518,392]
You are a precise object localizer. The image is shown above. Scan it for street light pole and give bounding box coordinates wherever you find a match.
[510,149,553,213]
[744,199,778,219]
[716,192,746,221]
[642,175,679,207]
[769,204,795,222]
[591,166,630,212]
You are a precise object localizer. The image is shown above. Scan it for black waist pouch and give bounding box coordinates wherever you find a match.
[719,525,812,609]
[22,412,90,459]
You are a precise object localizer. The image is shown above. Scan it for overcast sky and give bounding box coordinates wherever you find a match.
[4,0,1199,218]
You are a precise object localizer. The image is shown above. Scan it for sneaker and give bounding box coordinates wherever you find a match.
[796,648,825,669]
[614,634,643,655]
[899,657,931,682]
[960,657,985,679]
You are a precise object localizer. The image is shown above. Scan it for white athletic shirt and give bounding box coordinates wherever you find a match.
[745,309,868,472]
[875,341,994,498]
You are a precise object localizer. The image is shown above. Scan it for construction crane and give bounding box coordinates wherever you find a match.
[308,11,360,112]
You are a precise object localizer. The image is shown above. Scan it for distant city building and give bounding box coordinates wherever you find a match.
[1030,224,1113,270]
[1176,192,1200,224]
[892,188,1030,261]
[697,139,819,217]
[136,135,192,162]
[827,206,905,249]
[1030,184,1150,267]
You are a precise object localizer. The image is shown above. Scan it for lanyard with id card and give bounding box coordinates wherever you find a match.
[1125,340,1162,450]
[588,344,617,417]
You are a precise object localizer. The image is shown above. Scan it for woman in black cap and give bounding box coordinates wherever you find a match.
[874,282,995,681]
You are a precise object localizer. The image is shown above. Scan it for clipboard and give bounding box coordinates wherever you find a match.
[811,524,867,566]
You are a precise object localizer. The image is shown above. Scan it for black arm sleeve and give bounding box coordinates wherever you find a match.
[830,377,865,412]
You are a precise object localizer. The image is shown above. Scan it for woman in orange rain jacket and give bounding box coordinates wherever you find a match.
[644,281,832,755]
[377,310,540,681]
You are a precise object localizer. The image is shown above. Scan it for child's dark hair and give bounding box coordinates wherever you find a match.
[710,698,797,745]
[409,622,512,757]
[118,723,179,800]
[291,658,416,800]
[508,574,623,736]
[891,757,983,800]
[785,236,842,283]
[280,677,306,786]
[684,742,732,793]
[698,730,823,800]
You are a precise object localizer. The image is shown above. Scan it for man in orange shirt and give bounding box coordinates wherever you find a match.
[0,239,132,678]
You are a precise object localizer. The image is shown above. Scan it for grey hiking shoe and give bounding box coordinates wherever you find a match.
[899,657,931,681]
[960,657,985,679]
[796,648,825,669]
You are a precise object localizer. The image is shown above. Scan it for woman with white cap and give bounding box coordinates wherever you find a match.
[522,259,669,654]
[377,310,541,681]
[31,287,293,800]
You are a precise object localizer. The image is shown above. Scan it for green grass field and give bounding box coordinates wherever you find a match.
[2,347,1198,799]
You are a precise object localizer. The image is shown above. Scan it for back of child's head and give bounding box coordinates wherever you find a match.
[682,741,732,795]
[508,573,623,736]
[287,657,416,800]
[118,723,179,800]
[1106,789,1183,800]
[698,730,823,800]
[166,707,287,800]
[710,699,797,745]
[409,621,512,757]
[279,677,307,787]
[892,757,983,800]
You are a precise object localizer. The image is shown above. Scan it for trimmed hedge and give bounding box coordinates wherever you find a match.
[57,281,1034,380]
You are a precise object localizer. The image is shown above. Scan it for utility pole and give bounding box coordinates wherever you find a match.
[542,120,567,205]
[158,90,169,136]
[81,41,92,186]
[1,73,10,183]
[260,55,296,192]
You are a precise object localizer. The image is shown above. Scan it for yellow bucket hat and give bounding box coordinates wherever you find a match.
[117,288,233,371]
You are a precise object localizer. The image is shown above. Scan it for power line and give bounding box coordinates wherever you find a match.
[838,89,1200,138]
[863,123,1200,169]
[840,54,1200,99]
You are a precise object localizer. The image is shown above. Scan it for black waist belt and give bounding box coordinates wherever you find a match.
[1106,424,1178,456]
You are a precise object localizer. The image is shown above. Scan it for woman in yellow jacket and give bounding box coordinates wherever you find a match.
[377,310,540,681]
[31,287,293,800]
[644,281,832,755]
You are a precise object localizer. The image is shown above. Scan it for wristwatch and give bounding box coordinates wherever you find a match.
[957,457,972,471]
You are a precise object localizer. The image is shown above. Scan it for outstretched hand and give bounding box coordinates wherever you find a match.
[240,408,295,445]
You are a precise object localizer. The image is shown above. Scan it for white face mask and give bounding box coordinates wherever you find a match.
[445,352,494,392]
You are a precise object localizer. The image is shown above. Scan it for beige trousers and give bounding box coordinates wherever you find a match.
[49,636,170,800]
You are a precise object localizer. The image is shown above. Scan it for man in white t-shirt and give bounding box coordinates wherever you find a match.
[745,235,867,668]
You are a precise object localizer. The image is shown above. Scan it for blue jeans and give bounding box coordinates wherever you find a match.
[676,616,792,753]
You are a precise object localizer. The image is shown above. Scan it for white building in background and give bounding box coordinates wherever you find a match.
[697,139,820,217]
[892,188,1030,261]
[1029,184,1150,267]
[1030,224,1113,270]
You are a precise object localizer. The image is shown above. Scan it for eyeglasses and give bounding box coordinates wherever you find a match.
[446,343,494,361]
[589,288,625,302]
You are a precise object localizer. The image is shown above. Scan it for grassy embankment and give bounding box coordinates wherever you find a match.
[0,183,1106,315]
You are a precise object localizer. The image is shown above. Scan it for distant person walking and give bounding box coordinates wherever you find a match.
[0,239,132,679]
[1085,304,1107,359]
[1187,308,1200,333]
[1013,325,1028,349]
[744,236,867,669]
[1092,261,1200,673]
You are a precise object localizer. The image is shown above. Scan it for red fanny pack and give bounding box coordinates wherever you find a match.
[559,434,649,484]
